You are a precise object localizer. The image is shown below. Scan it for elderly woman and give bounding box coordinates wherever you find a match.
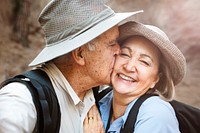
[95,21,186,133]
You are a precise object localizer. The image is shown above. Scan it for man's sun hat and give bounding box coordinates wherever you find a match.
[29,0,143,66]
[119,21,186,85]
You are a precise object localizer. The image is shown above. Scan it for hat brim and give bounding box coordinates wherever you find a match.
[119,21,186,85]
[29,11,143,66]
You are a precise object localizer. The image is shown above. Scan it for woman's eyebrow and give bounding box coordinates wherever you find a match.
[140,54,154,62]
[121,46,132,53]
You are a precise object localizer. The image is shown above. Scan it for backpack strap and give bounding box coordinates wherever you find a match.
[93,86,112,102]
[93,86,112,113]
[0,69,61,133]
[120,94,155,133]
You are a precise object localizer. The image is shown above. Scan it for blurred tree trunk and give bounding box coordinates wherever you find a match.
[11,0,31,47]
[0,0,50,48]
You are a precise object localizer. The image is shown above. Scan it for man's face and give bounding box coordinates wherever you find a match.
[84,26,120,86]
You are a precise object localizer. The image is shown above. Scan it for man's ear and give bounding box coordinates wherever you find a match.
[71,47,85,66]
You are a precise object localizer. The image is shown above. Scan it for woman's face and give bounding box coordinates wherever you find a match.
[111,36,161,97]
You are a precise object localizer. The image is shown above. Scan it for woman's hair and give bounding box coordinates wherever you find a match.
[150,55,175,101]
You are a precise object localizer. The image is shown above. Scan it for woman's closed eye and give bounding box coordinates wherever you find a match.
[119,47,131,58]
[140,54,154,67]
[119,52,131,58]
[140,60,151,66]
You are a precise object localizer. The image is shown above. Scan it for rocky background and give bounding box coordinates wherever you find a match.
[0,0,200,108]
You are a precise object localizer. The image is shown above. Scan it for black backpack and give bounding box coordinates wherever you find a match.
[0,69,61,133]
[93,87,200,133]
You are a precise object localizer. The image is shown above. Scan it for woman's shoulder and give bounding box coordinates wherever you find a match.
[134,96,180,132]
[139,96,176,120]
[142,96,172,108]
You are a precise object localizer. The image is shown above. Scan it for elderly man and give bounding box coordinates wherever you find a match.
[0,0,142,132]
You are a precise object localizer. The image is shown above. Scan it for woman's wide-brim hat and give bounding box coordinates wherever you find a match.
[119,21,186,85]
[29,0,143,66]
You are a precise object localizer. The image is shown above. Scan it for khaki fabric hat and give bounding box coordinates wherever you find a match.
[29,0,142,66]
[119,21,186,85]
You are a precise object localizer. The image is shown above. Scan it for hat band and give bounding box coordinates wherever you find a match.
[46,7,115,46]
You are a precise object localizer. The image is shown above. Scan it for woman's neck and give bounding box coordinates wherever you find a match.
[112,95,130,121]
[112,92,138,121]
[112,102,127,121]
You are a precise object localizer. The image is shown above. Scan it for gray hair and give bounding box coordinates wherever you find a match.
[87,40,97,51]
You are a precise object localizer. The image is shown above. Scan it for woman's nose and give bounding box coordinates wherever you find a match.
[124,60,137,72]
